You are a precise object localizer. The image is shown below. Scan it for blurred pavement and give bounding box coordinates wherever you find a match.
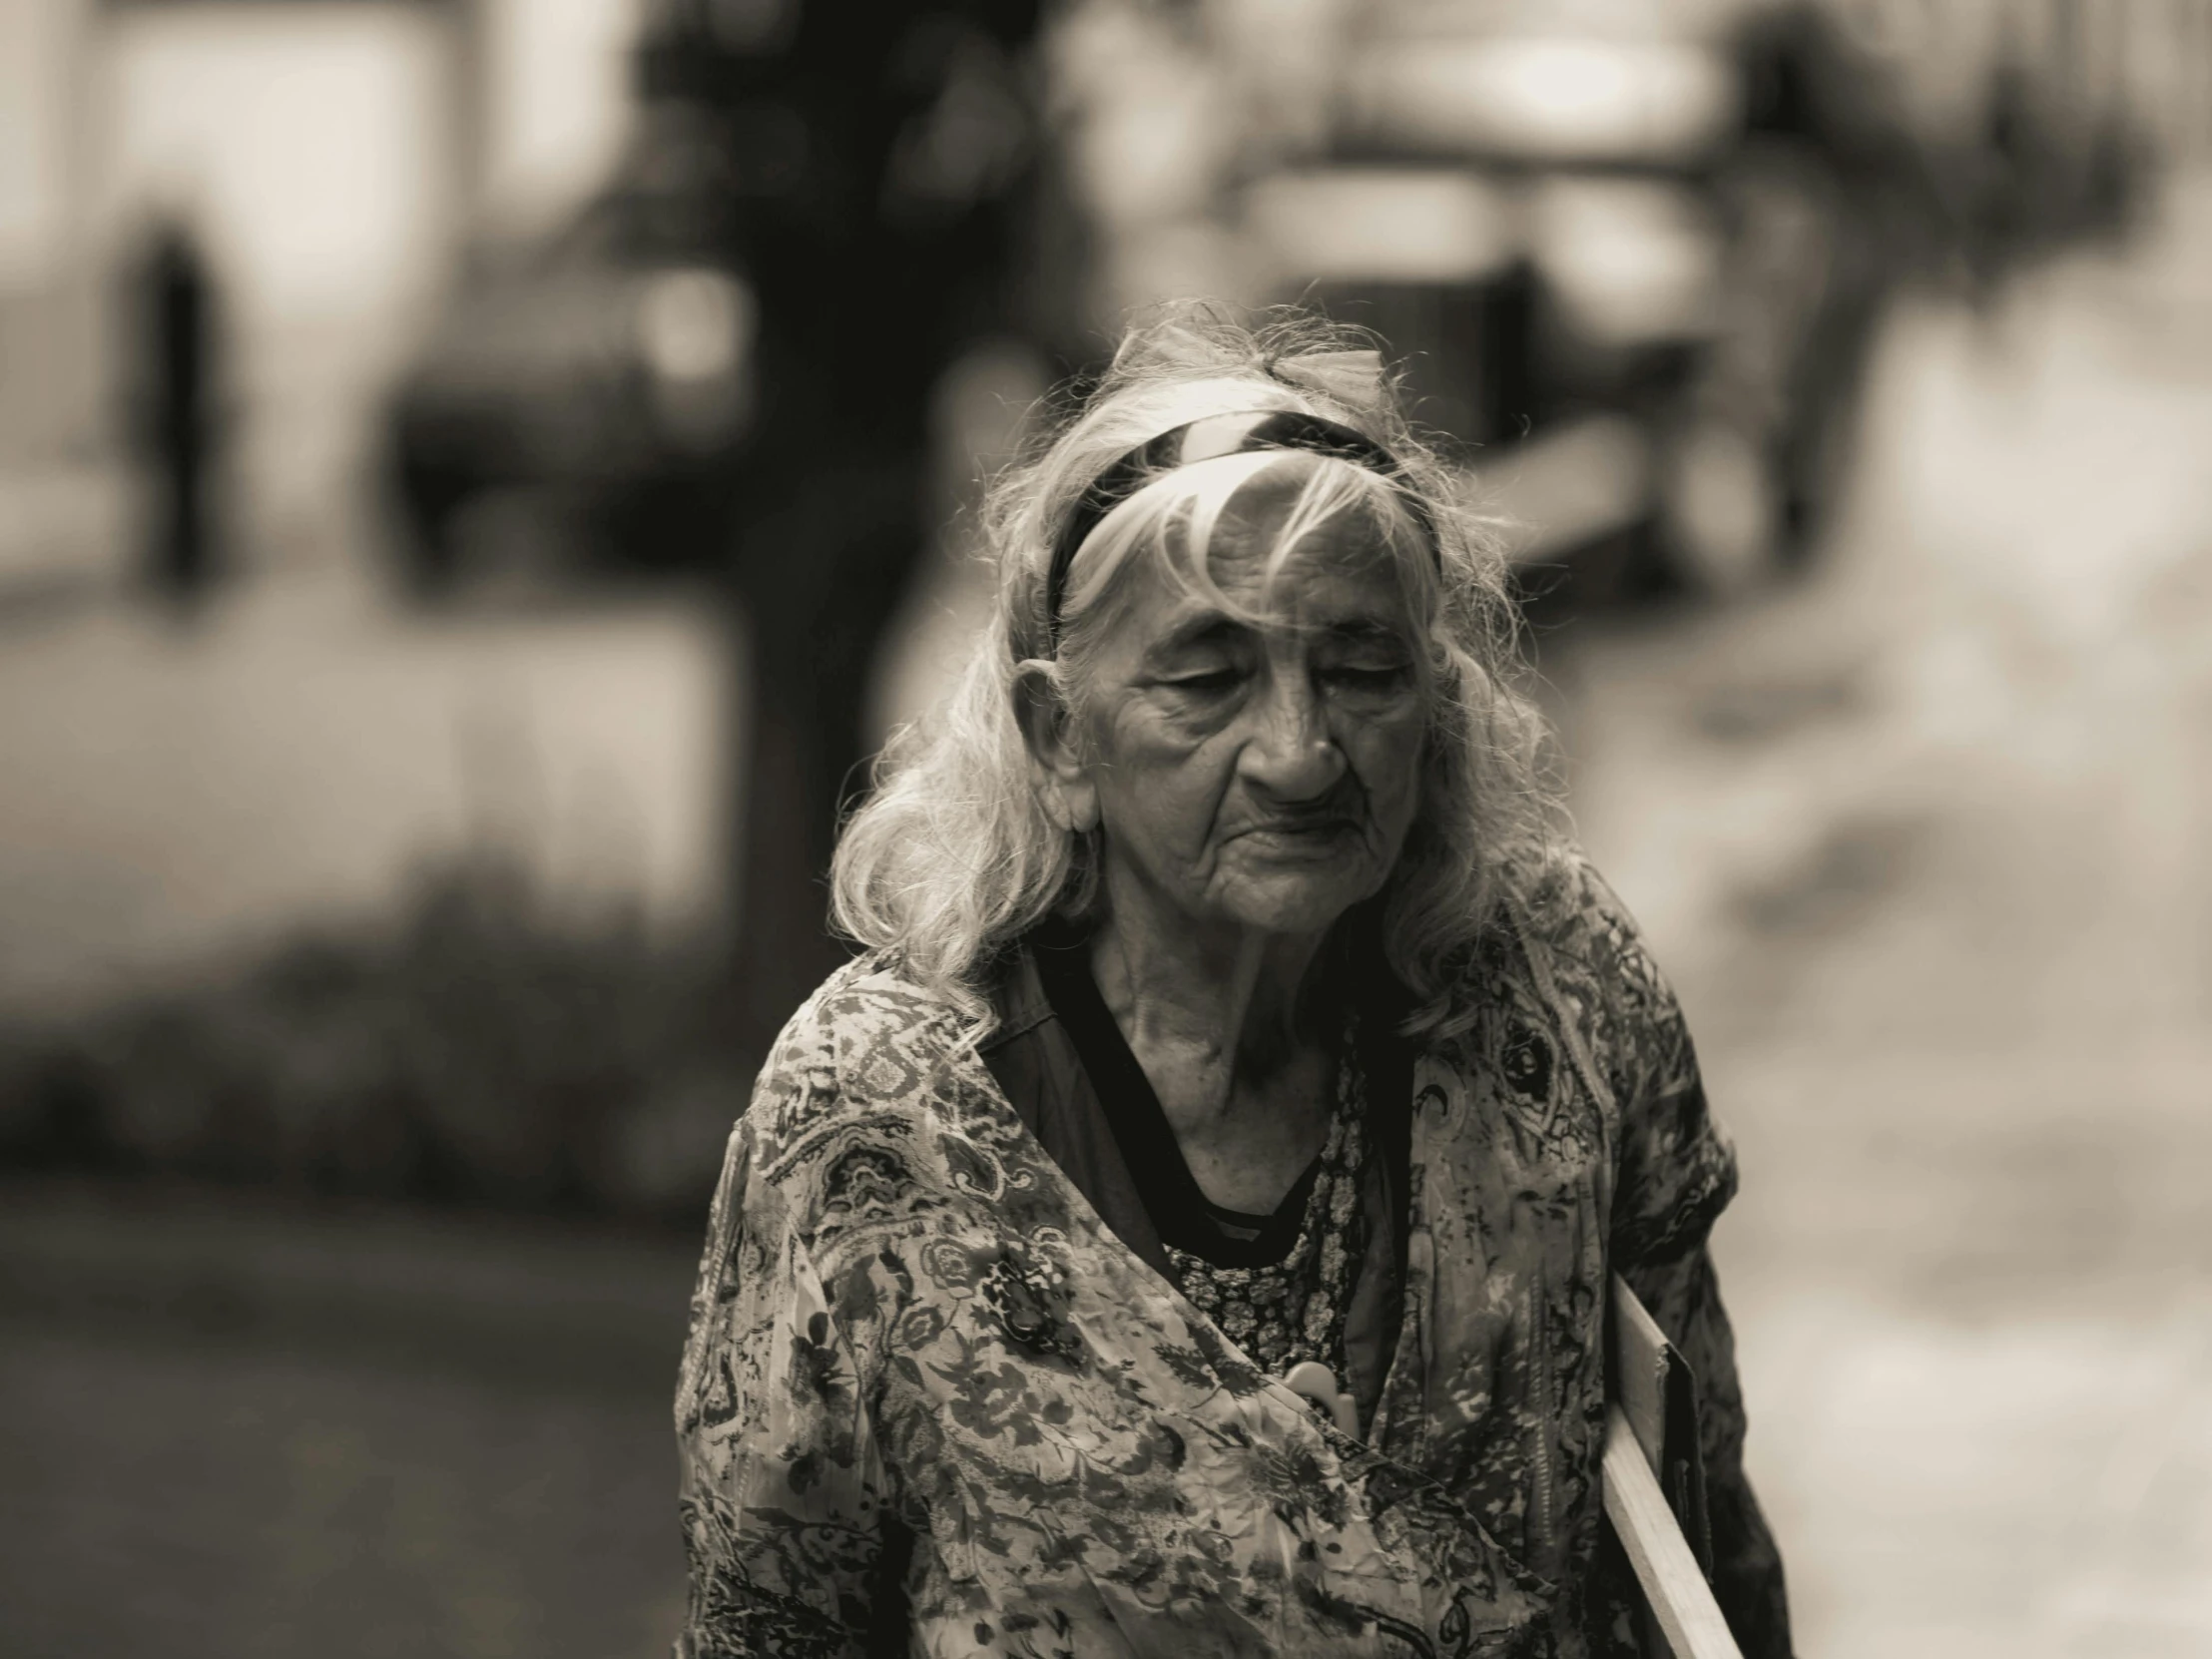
[0,1182,694,1659]
[0,564,725,1014]
[1563,174,2212,1658]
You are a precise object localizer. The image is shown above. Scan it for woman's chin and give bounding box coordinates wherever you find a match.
[1207,869,1375,939]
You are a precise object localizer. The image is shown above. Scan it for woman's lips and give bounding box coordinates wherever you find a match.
[1230,819,1362,857]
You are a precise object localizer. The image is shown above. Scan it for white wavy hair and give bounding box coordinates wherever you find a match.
[831,307,1563,1036]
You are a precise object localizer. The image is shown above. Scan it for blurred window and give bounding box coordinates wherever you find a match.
[1246,169,1516,285]
[1350,36,1740,165]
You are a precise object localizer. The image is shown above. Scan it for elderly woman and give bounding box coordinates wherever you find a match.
[675,314,1793,1658]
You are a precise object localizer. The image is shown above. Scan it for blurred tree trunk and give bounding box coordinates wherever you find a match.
[675,0,1047,1058]
[724,461,922,1049]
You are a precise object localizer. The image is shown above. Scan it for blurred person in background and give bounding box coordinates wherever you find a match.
[127,217,225,604]
[1697,0,1950,573]
[674,311,1792,1657]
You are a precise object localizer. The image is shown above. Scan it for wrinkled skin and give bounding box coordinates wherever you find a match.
[1044,468,1431,949]
[1021,465,1437,1212]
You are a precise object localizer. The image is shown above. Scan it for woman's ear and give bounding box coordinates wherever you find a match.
[1012,664,1099,833]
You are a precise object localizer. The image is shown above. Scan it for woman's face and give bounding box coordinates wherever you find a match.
[1061,475,1431,944]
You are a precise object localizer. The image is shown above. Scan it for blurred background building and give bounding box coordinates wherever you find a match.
[2,0,2209,1654]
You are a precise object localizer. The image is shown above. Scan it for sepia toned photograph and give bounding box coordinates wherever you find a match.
[0,1,2205,1655]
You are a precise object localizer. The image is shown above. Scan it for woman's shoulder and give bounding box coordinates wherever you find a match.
[1480,842,1695,1097]
[742,951,981,1159]
[1509,843,1667,994]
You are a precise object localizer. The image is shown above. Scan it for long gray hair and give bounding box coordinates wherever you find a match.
[831,306,1563,1036]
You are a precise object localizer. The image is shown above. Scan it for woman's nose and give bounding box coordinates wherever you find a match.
[1238,675,1345,800]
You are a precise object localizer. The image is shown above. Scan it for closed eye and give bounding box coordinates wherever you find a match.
[1328,663,1411,687]
[1163,668,1245,692]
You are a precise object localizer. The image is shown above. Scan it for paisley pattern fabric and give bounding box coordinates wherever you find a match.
[674,848,1789,1659]
[1164,1025,1370,1382]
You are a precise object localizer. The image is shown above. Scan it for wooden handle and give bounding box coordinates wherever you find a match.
[1603,1405,1743,1659]
[1281,1360,1361,1437]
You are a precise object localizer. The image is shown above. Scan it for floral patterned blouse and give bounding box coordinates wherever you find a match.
[673,849,1793,1658]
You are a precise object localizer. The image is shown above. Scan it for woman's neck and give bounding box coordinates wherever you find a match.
[1087,885,1332,1140]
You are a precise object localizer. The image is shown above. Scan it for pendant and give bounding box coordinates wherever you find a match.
[1281,1360,1360,1437]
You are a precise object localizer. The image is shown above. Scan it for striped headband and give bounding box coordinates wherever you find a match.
[1043,409,1436,653]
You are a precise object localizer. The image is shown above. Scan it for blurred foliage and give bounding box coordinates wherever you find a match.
[0,853,752,1223]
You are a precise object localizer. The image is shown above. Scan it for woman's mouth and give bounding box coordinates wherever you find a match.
[1231,818,1362,857]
